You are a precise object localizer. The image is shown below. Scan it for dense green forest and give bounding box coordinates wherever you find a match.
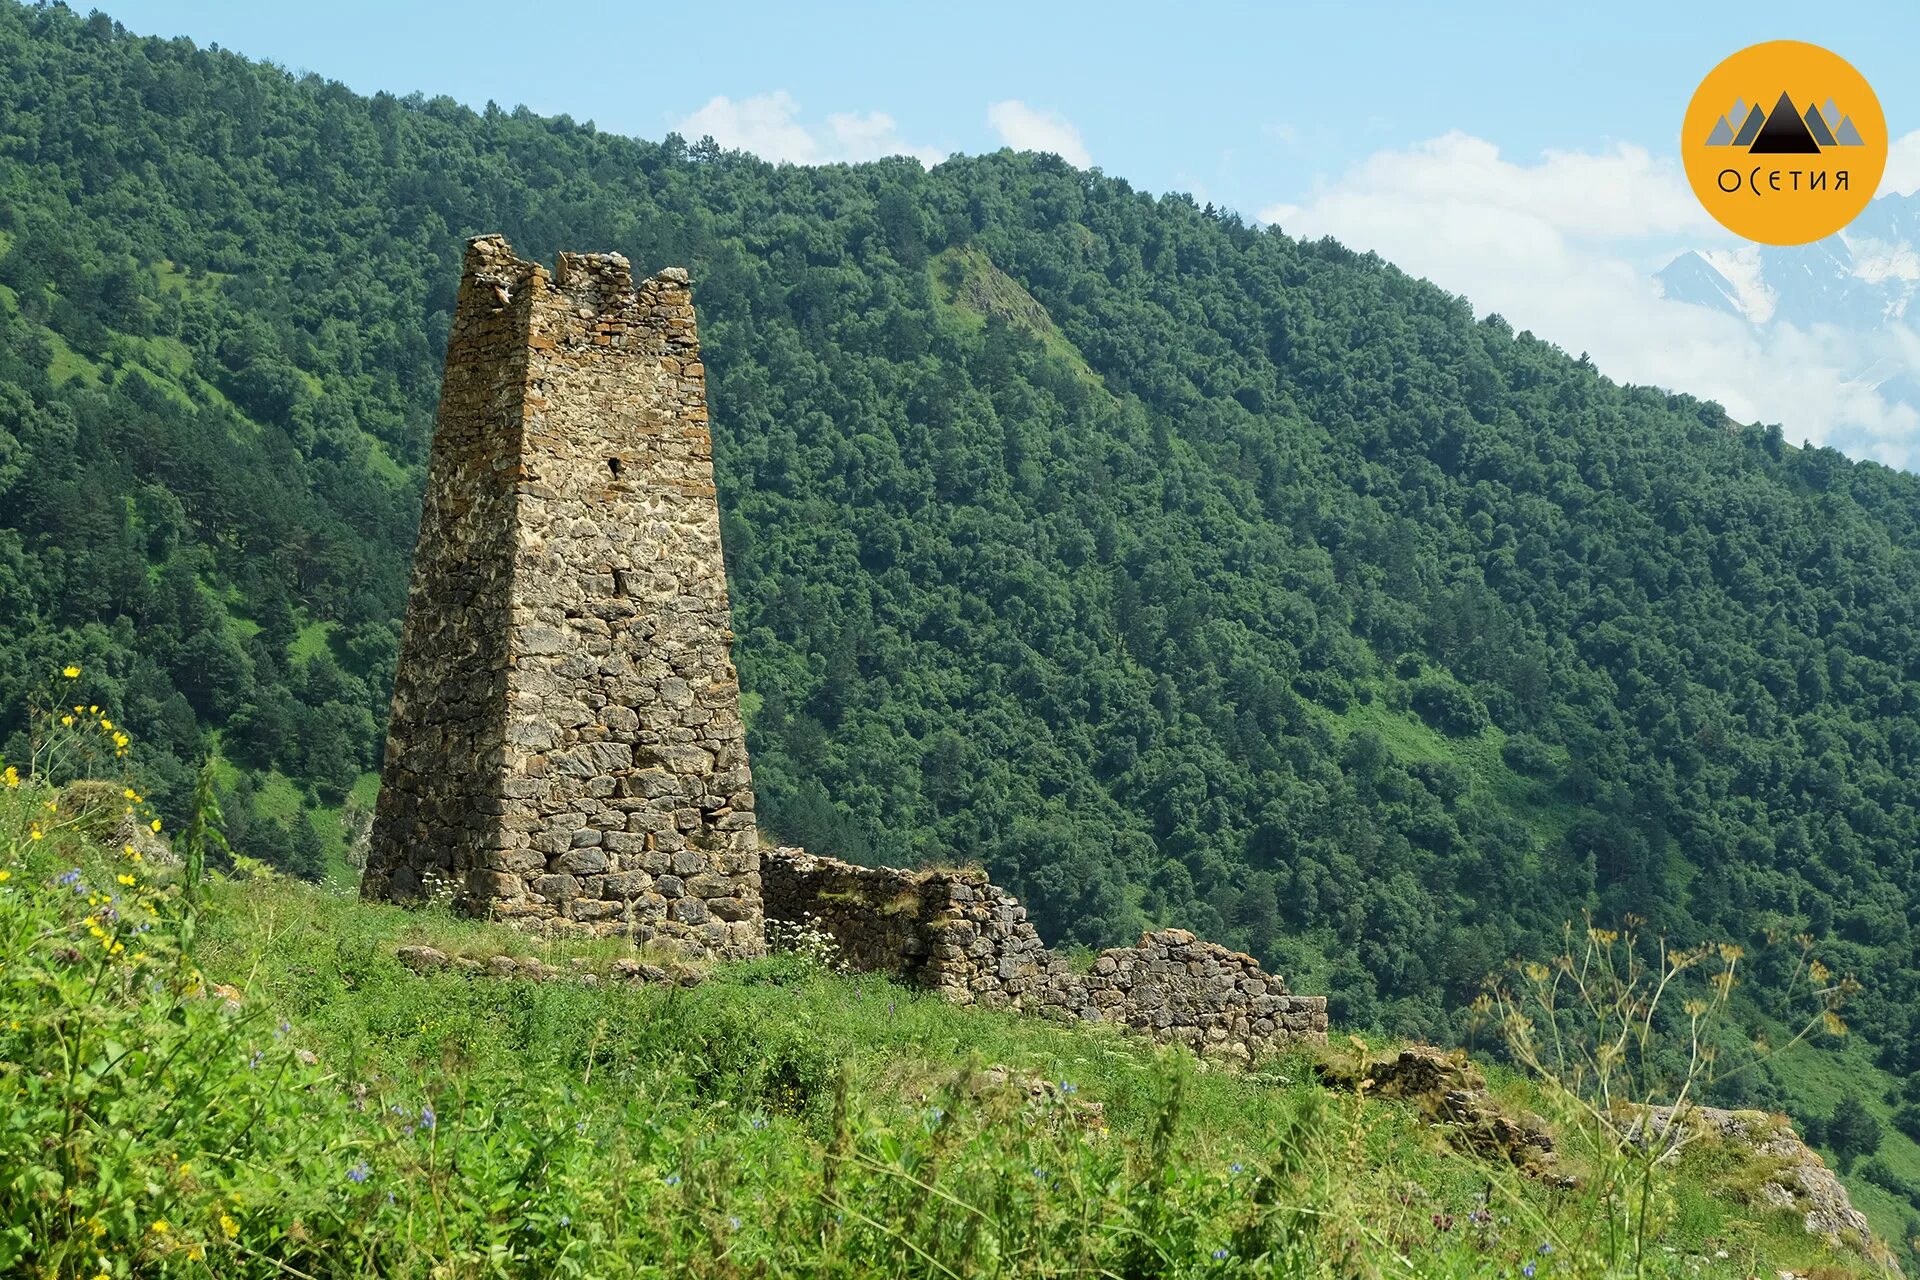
[3,0,1919,1200]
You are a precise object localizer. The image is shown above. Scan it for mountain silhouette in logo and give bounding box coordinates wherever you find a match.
[1705,93,1864,151]
[1750,91,1821,153]
[1803,101,1838,147]
[1751,92,1820,155]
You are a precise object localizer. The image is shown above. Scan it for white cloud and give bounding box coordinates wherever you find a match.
[1261,132,1712,243]
[986,100,1092,168]
[1259,132,1920,468]
[1881,129,1920,196]
[673,92,943,167]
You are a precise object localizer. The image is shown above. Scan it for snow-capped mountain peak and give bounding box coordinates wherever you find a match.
[1658,191,1920,331]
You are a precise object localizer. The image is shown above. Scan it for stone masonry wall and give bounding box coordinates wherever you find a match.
[362,237,530,906]
[367,235,761,958]
[763,847,1327,1062]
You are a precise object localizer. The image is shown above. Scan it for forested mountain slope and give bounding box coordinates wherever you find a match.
[3,0,1920,1145]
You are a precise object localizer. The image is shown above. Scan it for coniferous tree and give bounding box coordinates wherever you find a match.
[1827,1094,1884,1174]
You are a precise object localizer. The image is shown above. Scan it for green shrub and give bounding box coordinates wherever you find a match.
[1500,733,1562,779]
[1409,676,1491,736]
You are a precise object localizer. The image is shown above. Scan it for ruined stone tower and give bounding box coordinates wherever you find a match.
[365,234,762,958]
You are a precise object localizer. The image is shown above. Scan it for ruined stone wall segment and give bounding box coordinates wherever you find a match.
[367,236,762,957]
[761,848,1328,1060]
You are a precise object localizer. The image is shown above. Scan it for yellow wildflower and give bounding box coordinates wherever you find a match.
[150,819,162,833]
[221,1212,239,1238]
[123,788,136,800]
[150,1219,170,1235]
[62,665,80,678]
[3,766,17,787]
[60,715,74,727]
[117,874,136,887]
[0,871,10,883]
[88,705,98,714]
[187,1244,205,1262]
[28,827,43,841]
[100,718,112,730]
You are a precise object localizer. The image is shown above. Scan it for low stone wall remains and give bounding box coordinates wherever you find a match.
[761,846,1327,1061]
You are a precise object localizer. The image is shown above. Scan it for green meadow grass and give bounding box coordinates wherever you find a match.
[0,772,1893,1279]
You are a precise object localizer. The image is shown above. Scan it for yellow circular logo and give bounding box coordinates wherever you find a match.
[1682,40,1886,246]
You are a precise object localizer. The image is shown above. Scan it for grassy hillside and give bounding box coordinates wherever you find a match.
[0,2,1917,1247]
[0,776,1896,1279]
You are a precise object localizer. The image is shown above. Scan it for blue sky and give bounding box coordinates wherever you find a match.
[92,1,1920,466]
[94,0,1920,218]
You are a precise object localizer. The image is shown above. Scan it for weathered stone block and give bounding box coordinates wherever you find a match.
[532,874,580,899]
[555,848,610,876]
[600,870,653,898]
[669,897,712,925]
[470,871,525,899]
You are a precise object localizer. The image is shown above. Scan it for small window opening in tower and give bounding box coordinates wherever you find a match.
[608,457,623,477]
